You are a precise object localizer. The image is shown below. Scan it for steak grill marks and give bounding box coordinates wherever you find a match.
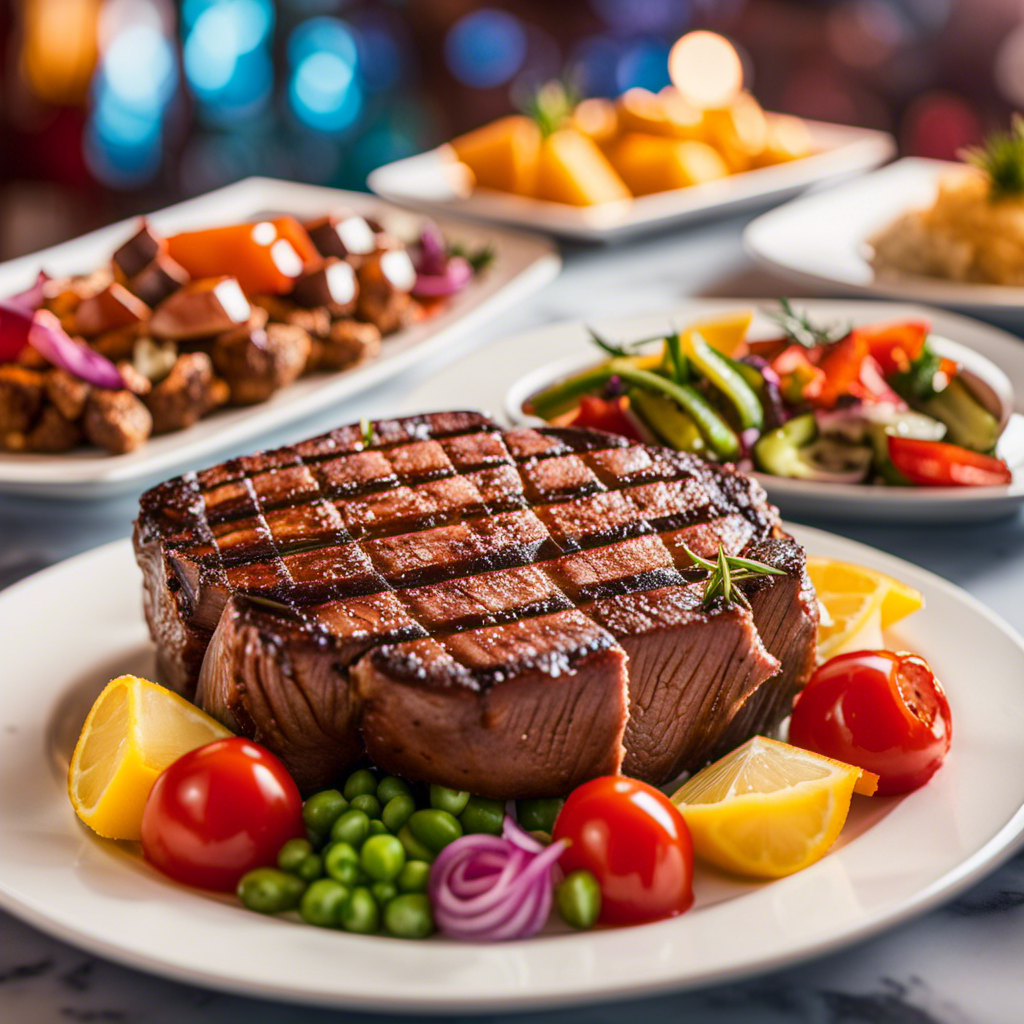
[139,412,776,693]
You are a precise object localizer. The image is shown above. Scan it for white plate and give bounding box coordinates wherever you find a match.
[744,158,1024,313]
[368,121,894,243]
[492,300,1024,523]
[0,178,560,499]
[2,528,1023,1012]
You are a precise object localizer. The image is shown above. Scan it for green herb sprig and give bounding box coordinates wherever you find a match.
[446,240,496,274]
[682,544,787,610]
[962,115,1024,201]
[360,418,377,447]
[765,298,849,350]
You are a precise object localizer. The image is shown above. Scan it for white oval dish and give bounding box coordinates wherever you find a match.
[1,527,1024,1012]
[493,300,1024,523]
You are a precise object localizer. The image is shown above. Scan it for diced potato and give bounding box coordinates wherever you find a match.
[610,134,729,195]
[534,129,632,206]
[617,87,703,140]
[752,113,815,167]
[450,115,541,195]
[702,92,769,173]
[573,97,620,149]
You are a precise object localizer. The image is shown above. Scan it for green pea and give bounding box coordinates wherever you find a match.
[409,809,463,853]
[377,775,413,805]
[383,893,435,939]
[556,870,602,930]
[396,860,431,893]
[350,793,382,819]
[300,878,349,927]
[360,834,406,882]
[397,824,435,863]
[295,853,324,882]
[325,842,360,885]
[381,793,416,833]
[331,808,370,847]
[237,869,305,915]
[277,837,314,873]
[459,795,505,835]
[429,785,470,816]
[343,769,378,801]
[341,886,380,934]
[517,798,564,835]
[302,790,348,837]
[368,819,389,837]
[371,881,398,906]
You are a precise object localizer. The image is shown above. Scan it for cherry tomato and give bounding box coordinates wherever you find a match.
[789,650,952,796]
[887,436,1012,488]
[141,738,304,891]
[552,776,693,925]
[568,396,642,441]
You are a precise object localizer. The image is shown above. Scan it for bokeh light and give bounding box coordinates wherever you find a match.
[445,9,527,89]
[616,40,673,93]
[287,18,364,135]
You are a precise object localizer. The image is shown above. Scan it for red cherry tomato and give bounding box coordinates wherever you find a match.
[568,396,643,441]
[553,776,694,925]
[789,650,952,796]
[141,738,304,891]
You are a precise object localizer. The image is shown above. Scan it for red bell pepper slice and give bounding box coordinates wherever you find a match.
[568,396,642,441]
[852,321,929,375]
[887,436,1013,487]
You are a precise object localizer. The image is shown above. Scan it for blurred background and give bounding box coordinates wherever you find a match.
[1,0,1021,260]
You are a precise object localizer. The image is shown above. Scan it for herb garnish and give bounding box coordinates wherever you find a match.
[766,298,849,349]
[682,544,787,610]
[446,241,496,274]
[962,115,1024,201]
[518,79,580,138]
[360,418,377,447]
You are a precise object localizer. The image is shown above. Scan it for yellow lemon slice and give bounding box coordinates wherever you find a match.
[672,736,877,879]
[68,674,231,841]
[807,556,924,660]
[681,309,753,356]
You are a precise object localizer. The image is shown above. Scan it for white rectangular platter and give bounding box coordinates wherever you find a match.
[0,177,561,499]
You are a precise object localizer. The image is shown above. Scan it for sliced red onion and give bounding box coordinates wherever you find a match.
[9,271,50,312]
[428,815,568,942]
[0,301,32,362]
[416,221,449,277]
[27,309,124,389]
[412,256,474,299]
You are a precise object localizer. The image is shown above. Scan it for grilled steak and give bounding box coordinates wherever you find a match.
[135,411,818,796]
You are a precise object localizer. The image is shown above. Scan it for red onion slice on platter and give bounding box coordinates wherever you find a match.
[412,256,474,298]
[27,310,124,389]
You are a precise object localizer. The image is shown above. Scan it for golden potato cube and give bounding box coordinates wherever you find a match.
[450,115,541,195]
[752,113,815,167]
[702,92,769,173]
[617,87,703,140]
[610,134,729,195]
[535,129,633,205]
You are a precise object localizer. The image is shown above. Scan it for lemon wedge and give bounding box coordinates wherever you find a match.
[681,309,753,356]
[806,556,924,660]
[68,674,231,841]
[672,736,877,879]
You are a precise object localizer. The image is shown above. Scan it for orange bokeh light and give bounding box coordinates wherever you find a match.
[668,31,744,111]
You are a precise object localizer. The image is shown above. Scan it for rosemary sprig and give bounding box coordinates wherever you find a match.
[517,78,580,138]
[961,115,1024,201]
[682,544,786,610]
[360,417,377,447]
[765,298,849,349]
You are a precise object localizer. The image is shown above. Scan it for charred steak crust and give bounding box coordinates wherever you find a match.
[134,411,818,796]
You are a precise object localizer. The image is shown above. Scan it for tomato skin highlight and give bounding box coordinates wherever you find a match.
[789,650,952,796]
[140,738,305,892]
[552,776,694,925]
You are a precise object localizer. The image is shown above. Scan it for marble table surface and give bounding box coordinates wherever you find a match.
[3,210,1024,1024]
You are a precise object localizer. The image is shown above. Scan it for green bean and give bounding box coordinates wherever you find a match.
[300,879,349,927]
[361,834,406,882]
[237,869,305,915]
[340,887,380,934]
[330,808,370,847]
[382,793,416,833]
[343,769,378,801]
[397,824,435,863]
[517,798,564,835]
[459,795,505,835]
[409,809,463,853]
[277,837,314,874]
[682,332,763,431]
[383,894,435,939]
[396,860,431,893]
[429,785,470,816]
[367,819,389,837]
[371,881,398,906]
[556,870,602,929]
[302,790,348,837]
[377,775,412,805]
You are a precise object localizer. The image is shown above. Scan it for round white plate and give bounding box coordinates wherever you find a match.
[491,299,1024,523]
[2,529,1024,1012]
[368,122,894,243]
[743,158,1024,315]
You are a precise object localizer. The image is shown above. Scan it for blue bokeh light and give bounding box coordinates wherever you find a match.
[288,17,358,68]
[287,18,364,135]
[616,40,673,93]
[445,9,527,89]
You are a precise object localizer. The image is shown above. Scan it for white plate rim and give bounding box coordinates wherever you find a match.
[2,525,1024,1012]
[0,177,561,498]
[368,120,895,242]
